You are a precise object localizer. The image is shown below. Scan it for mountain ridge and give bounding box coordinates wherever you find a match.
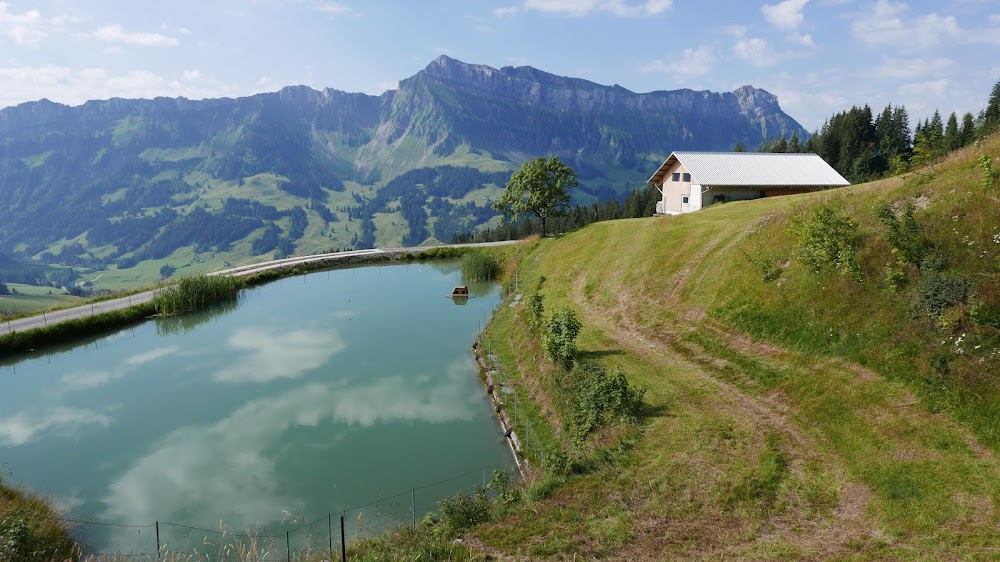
[0,56,808,288]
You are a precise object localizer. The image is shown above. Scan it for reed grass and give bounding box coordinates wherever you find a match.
[460,251,500,282]
[152,275,244,316]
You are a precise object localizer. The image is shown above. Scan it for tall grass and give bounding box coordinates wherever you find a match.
[152,275,244,316]
[460,251,500,282]
[0,478,78,562]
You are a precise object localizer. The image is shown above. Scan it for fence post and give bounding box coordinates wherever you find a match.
[411,488,416,530]
[341,515,346,562]
[155,521,160,560]
[286,530,290,562]
[328,513,333,561]
[482,466,486,487]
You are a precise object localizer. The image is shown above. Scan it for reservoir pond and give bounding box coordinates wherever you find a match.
[0,262,511,553]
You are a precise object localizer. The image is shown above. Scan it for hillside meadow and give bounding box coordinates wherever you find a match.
[464,136,1000,559]
[3,138,999,560]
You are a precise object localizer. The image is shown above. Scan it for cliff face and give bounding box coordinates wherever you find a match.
[0,56,807,266]
[356,56,805,175]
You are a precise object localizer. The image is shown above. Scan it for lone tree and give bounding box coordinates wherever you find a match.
[493,156,577,237]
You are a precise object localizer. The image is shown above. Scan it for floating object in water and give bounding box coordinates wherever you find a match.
[449,286,470,305]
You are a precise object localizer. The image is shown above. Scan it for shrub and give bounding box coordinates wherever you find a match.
[917,271,972,315]
[526,293,544,331]
[883,262,908,292]
[980,154,998,189]
[460,251,500,281]
[435,489,491,538]
[543,308,582,369]
[878,202,926,266]
[919,249,949,273]
[571,362,646,444]
[971,283,1000,329]
[544,445,573,477]
[796,204,862,276]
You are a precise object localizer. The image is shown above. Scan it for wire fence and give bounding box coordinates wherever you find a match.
[473,279,551,470]
[60,459,518,561]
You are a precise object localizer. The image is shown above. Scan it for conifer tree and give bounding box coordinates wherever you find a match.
[788,131,802,152]
[960,112,976,146]
[943,111,961,152]
[980,77,1000,137]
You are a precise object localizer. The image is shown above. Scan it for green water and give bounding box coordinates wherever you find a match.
[0,262,512,554]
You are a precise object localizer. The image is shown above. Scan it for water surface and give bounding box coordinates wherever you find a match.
[0,262,510,553]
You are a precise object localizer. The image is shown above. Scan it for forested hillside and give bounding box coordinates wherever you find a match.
[0,56,807,290]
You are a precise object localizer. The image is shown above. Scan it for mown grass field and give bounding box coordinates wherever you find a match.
[0,283,83,316]
[462,137,1000,560]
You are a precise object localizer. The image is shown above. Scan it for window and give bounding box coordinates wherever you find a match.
[672,172,681,181]
[682,195,689,205]
[682,173,691,182]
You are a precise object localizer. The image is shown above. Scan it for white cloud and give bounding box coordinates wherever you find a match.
[0,65,242,109]
[762,0,809,30]
[494,5,521,16]
[639,45,716,77]
[874,56,955,80]
[795,33,814,47]
[722,24,748,38]
[898,78,950,99]
[732,37,778,66]
[0,3,72,45]
[511,0,672,17]
[374,80,398,92]
[851,0,962,50]
[315,2,353,15]
[0,407,113,446]
[93,24,179,47]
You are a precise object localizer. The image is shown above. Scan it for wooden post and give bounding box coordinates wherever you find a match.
[411,488,416,529]
[341,515,346,562]
[155,521,160,560]
[328,513,333,561]
[286,531,290,562]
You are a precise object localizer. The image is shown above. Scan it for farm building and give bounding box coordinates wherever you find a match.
[648,152,850,215]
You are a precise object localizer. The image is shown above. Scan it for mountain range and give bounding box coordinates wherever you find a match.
[0,55,808,287]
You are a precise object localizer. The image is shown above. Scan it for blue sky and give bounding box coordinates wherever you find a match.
[1,0,998,131]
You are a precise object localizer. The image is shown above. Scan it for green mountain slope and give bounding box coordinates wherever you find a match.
[466,138,1000,559]
[0,57,807,289]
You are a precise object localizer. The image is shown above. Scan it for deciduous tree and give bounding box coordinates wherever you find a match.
[493,156,577,237]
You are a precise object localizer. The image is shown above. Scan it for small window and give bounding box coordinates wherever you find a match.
[672,172,681,181]
[682,173,691,182]
[682,195,690,205]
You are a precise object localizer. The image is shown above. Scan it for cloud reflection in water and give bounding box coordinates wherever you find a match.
[0,407,114,446]
[214,328,346,383]
[102,359,480,525]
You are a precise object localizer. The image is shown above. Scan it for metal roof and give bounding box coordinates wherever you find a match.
[648,152,850,187]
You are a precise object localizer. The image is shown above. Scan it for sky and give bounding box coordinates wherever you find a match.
[1,0,998,131]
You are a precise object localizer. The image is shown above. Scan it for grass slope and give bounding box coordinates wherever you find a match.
[469,138,1000,560]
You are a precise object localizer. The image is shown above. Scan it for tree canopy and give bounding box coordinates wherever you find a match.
[492,156,577,237]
